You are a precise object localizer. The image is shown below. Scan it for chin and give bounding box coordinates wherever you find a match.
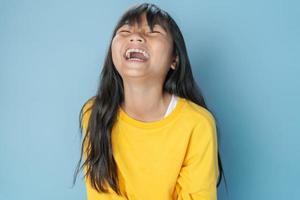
[119,68,150,79]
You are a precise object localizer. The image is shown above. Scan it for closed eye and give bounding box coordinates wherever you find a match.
[148,31,161,34]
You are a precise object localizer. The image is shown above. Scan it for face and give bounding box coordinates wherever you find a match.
[111,13,177,81]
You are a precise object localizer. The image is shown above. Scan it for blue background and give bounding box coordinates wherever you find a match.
[1,0,299,199]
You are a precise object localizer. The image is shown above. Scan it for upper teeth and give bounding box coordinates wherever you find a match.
[125,48,149,59]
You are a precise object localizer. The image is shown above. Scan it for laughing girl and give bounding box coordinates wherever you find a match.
[74,3,226,200]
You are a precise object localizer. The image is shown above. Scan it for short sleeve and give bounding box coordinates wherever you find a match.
[173,115,220,200]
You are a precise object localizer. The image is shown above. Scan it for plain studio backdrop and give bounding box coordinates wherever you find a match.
[0,0,299,200]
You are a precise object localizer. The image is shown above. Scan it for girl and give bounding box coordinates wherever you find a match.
[73,3,227,200]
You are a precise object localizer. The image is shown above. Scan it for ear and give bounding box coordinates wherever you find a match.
[171,55,179,70]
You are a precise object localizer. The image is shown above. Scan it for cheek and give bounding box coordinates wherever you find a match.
[152,40,173,61]
[111,38,122,65]
[154,37,172,51]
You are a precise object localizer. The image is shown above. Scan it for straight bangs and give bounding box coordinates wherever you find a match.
[113,4,172,36]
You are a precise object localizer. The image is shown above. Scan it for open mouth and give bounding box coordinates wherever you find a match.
[123,48,150,62]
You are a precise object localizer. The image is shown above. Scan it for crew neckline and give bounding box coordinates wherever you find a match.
[118,96,186,129]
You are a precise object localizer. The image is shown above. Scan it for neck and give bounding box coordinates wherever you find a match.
[121,81,172,122]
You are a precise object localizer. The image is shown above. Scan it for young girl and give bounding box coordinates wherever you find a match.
[74,3,226,200]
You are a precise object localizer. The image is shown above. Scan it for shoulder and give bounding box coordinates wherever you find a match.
[180,98,218,150]
[81,96,96,132]
[82,97,96,113]
[180,97,216,128]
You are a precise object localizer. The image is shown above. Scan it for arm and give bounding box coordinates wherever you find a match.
[173,115,220,200]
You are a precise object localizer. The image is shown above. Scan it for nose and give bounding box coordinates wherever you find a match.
[129,32,145,43]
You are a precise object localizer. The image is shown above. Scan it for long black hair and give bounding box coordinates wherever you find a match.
[73,2,228,196]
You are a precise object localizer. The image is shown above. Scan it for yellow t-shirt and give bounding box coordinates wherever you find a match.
[81,96,219,200]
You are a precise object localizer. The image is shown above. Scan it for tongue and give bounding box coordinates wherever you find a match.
[130,52,147,60]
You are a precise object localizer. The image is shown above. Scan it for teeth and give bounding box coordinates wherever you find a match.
[125,48,149,60]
